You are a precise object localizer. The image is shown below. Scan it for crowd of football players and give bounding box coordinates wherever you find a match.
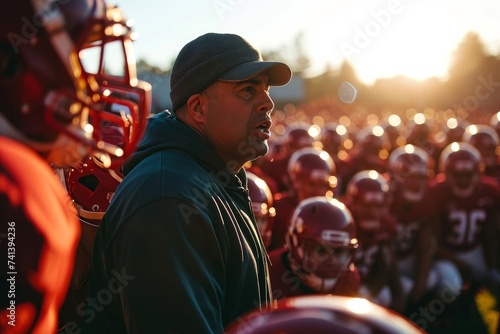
[63,104,500,333]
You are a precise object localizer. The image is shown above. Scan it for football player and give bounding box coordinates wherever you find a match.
[58,156,123,330]
[388,145,463,314]
[462,124,500,184]
[319,122,350,187]
[246,171,276,250]
[0,0,150,332]
[268,197,360,299]
[339,125,389,196]
[268,147,337,250]
[260,124,314,193]
[430,142,500,290]
[343,170,405,312]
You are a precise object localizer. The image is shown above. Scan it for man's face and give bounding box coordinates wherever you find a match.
[202,73,274,168]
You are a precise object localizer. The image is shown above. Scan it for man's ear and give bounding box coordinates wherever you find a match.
[185,93,207,123]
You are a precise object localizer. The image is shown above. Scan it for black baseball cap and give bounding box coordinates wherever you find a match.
[170,33,292,112]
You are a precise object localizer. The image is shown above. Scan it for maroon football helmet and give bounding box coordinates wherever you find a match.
[380,115,403,151]
[283,124,314,155]
[346,170,391,231]
[65,155,123,227]
[287,147,337,200]
[225,295,425,334]
[490,111,500,138]
[388,145,429,202]
[247,171,275,249]
[320,122,347,156]
[355,125,389,157]
[462,124,499,168]
[285,197,358,292]
[443,118,468,145]
[0,0,151,167]
[406,116,431,143]
[439,142,482,197]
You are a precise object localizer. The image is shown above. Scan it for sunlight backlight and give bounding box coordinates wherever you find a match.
[447,118,458,129]
[342,2,461,84]
[404,144,415,154]
[468,124,479,135]
[373,125,384,137]
[308,125,321,138]
[414,113,426,125]
[319,150,331,161]
[346,298,372,314]
[388,114,401,127]
[336,125,347,136]
[114,0,500,88]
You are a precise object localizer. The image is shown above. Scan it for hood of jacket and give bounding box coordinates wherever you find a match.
[123,110,233,178]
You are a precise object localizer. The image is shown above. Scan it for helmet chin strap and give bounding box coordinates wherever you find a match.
[78,217,100,228]
[448,174,478,198]
[403,189,425,202]
[289,254,339,293]
[298,270,339,293]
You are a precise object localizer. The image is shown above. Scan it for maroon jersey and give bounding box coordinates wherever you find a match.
[268,193,299,251]
[260,155,291,193]
[268,248,360,299]
[390,190,434,259]
[428,174,500,252]
[353,215,398,279]
[338,154,387,195]
[0,138,80,333]
[484,162,500,186]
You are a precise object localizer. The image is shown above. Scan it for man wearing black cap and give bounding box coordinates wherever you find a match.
[88,33,292,333]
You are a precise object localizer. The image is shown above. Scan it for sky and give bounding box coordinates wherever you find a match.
[112,0,500,84]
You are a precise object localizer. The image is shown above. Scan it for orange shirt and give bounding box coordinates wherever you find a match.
[0,137,79,334]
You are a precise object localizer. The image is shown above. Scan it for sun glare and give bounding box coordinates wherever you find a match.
[315,1,465,84]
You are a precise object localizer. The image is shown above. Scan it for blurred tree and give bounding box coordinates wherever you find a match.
[292,32,310,75]
[133,31,500,119]
[136,58,170,75]
[444,32,500,113]
[261,32,311,76]
[448,32,487,79]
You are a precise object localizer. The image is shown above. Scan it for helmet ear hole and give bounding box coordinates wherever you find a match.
[0,42,22,78]
[78,174,100,192]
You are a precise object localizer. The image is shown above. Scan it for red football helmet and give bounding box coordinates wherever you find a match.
[283,124,314,155]
[346,170,391,231]
[247,171,275,249]
[225,295,425,334]
[285,197,358,292]
[490,111,500,138]
[0,0,151,167]
[320,122,347,156]
[406,116,431,143]
[356,126,388,152]
[65,155,123,227]
[388,145,429,202]
[462,124,499,168]
[443,118,468,144]
[287,147,337,200]
[439,142,482,197]
[380,115,403,151]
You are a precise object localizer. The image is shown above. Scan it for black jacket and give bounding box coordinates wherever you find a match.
[86,111,271,333]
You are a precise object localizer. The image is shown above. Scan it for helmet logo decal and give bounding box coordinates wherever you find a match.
[321,230,350,245]
[310,170,330,181]
[453,160,475,171]
[362,191,385,203]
